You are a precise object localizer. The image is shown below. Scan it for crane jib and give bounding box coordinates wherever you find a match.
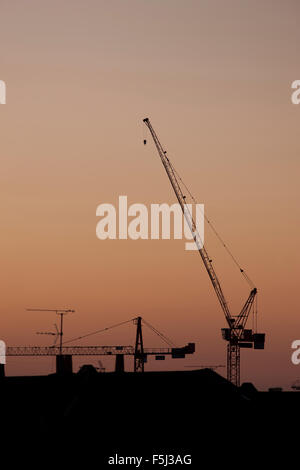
[143,117,232,323]
[143,117,264,387]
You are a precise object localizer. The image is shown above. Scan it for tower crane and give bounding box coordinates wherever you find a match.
[26,308,75,355]
[6,315,195,375]
[143,118,265,386]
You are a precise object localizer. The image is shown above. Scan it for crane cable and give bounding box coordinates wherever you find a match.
[59,318,136,346]
[142,318,177,347]
[59,317,177,349]
[168,160,255,289]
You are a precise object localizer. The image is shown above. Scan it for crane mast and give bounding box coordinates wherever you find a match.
[143,117,265,386]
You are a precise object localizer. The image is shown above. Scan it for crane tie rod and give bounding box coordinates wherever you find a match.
[59,318,136,346]
[142,319,177,347]
[169,161,255,289]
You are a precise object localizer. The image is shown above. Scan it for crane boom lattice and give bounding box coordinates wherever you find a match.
[143,117,265,386]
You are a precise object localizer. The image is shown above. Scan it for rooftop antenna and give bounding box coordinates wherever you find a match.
[291,379,300,391]
[27,308,75,355]
[36,323,60,346]
[97,360,105,373]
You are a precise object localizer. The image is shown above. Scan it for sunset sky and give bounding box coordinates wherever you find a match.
[0,0,300,389]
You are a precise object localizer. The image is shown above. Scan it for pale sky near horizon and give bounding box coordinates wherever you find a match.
[0,0,300,389]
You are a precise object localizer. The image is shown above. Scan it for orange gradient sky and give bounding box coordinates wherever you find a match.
[0,0,300,389]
